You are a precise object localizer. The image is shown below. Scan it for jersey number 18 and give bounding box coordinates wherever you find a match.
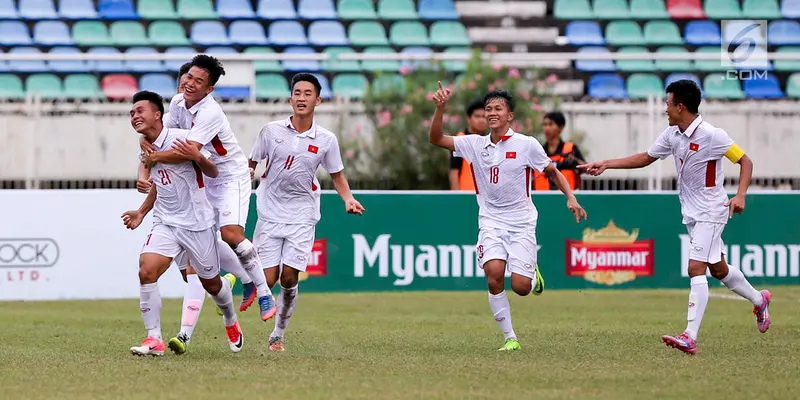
[489,167,499,184]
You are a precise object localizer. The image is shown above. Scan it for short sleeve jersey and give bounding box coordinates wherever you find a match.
[453,129,552,232]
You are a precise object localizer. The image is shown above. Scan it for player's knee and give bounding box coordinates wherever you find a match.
[280,266,299,288]
[138,266,158,285]
[220,226,245,246]
[201,277,222,295]
[687,260,708,277]
[511,282,531,297]
[265,267,279,288]
[486,277,504,294]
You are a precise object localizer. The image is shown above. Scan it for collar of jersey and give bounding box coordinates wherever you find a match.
[677,114,703,137]
[284,116,317,138]
[178,93,211,115]
[152,127,169,148]
[484,128,515,148]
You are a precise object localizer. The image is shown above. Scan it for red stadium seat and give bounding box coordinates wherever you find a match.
[667,0,706,18]
[101,73,138,100]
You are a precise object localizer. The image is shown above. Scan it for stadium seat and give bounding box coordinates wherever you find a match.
[90,47,124,72]
[703,73,744,99]
[742,0,781,18]
[269,21,308,46]
[0,50,8,72]
[229,20,268,45]
[149,21,190,46]
[323,47,361,72]
[743,74,783,98]
[102,73,138,100]
[430,21,469,46]
[0,21,32,46]
[0,0,18,19]
[643,21,684,45]
[333,73,369,98]
[313,73,333,99]
[605,20,644,46]
[59,0,99,19]
[308,21,348,46]
[705,0,741,19]
[164,47,195,71]
[783,0,800,18]
[554,0,593,19]
[98,0,137,19]
[33,21,73,46]
[593,0,629,19]
[256,73,290,99]
[588,74,627,99]
[138,0,177,18]
[282,47,321,71]
[19,0,58,19]
[217,0,255,18]
[575,47,616,72]
[626,73,663,99]
[685,21,720,46]
[9,47,47,72]
[178,0,217,19]
[26,74,63,99]
[390,21,429,46]
[47,47,89,73]
[349,21,388,46]
[694,46,726,71]
[338,0,376,19]
[110,21,149,46]
[73,21,112,46]
[400,46,434,69]
[125,47,164,72]
[244,47,282,72]
[140,73,176,98]
[0,74,25,99]
[257,0,297,19]
[775,47,800,71]
[298,0,337,19]
[768,21,800,46]
[786,73,800,98]
[378,0,418,19]
[630,0,669,19]
[616,47,656,71]
[664,73,701,89]
[64,74,103,99]
[566,21,605,46]
[723,20,767,45]
[371,74,405,94]
[191,21,230,46]
[361,47,401,71]
[666,0,705,19]
[418,0,459,20]
[442,47,469,72]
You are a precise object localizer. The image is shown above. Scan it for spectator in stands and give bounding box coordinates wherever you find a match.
[450,100,488,191]
[533,111,585,191]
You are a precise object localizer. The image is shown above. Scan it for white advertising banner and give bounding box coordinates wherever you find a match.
[0,190,189,301]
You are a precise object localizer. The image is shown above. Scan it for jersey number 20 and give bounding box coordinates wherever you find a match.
[489,167,499,184]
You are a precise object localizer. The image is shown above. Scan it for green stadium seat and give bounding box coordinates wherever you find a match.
[255,73,290,99]
[430,21,470,46]
[178,0,218,19]
[626,73,663,99]
[64,74,103,99]
[138,0,178,19]
[703,73,744,99]
[26,74,63,100]
[323,47,361,72]
[0,74,25,99]
[442,47,470,72]
[605,20,645,46]
[377,0,417,20]
[338,0,377,19]
[616,47,656,71]
[630,0,669,19]
[361,47,401,71]
[389,21,429,46]
[348,21,388,46]
[655,46,692,71]
[643,21,684,45]
[110,21,149,46]
[554,0,593,19]
[333,74,368,98]
[742,0,781,18]
[149,21,190,46]
[704,0,741,19]
[694,46,726,71]
[72,21,113,46]
[244,47,282,72]
[787,73,800,98]
[593,0,629,19]
[775,47,800,71]
[371,74,406,94]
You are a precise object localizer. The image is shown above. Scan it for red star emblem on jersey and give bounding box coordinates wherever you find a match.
[506,152,516,159]
[308,144,319,154]
[689,143,699,151]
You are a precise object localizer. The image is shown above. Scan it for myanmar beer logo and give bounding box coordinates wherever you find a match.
[565,221,655,285]
[299,238,328,282]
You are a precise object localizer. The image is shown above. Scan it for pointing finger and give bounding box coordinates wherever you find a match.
[438,81,443,91]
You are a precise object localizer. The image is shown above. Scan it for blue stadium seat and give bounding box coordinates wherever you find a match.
[588,74,627,99]
[308,21,348,46]
[164,47,195,71]
[98,0,138,19]
[229,20,268,45]
[575,47,616,72]
[723,20,766,45]
[282,47,321,71]
[684,21,720,46]
[89,47,124,72]
[9,47,48,72]
[191,21,231,46]
[59,0,98,19]
[217,0,255,19]
[125,47,164,72]
[768,21,800,46]
[566,21,605,46]
[743,74,784,98]
[0,21,32,46]
[140,73,176,98]
[418,0,459,20]
[664,73,702,90]
[313,73,333,99]
[401,46,434,69]
[269,21,308,46]
[782,0,800,18]
[0,50,9,72]
[298,0,337,19]
[0,0,18,19]
[34,21,74,46]
[213,86,251,100]
[257,0,297,19]
[19,0,58,19]
[47,47,89,72]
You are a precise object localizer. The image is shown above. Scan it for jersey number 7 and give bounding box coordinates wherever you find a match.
[490,167,499,184]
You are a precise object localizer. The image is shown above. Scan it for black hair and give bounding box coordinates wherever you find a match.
[178,62,192,78]
[543,111,566,128]
[132,90,164,116]
[483,90,515,112]
[290,72,322,96]
[465,99,484,117]
[665,79,701,114]
[190,54,226,86]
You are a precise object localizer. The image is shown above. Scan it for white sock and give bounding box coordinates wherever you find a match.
[271,284,298,338]
[139,282,162,340]
[209,276,238,326]
[684,275,709,341]
[218,239,252,285]
[234,240,269,298]
[721,266,762,306]
[179,274,206,342]
[488,291,516,340]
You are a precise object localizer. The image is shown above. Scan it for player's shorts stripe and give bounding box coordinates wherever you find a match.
[469,163,479,194]
[525,167,531,197]
[192,162,204,188]
[705,160,716,187]
[211,135,228,156]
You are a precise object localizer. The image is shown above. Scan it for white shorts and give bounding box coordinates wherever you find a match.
[476,227,539,280]
[173,230,223,270]
[141,224,221,279]
[686,221,727,264]
[253,219,315,272]
[205,176,251,229]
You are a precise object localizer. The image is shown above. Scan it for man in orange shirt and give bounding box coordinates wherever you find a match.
[449,100,488,191]
[534,111,586,191]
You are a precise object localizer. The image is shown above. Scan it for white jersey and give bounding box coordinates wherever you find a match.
[250,117,344,225]
[140,127,216,231]
[647,115,736,225]
[453,129,552,232]
[167,93,249,184]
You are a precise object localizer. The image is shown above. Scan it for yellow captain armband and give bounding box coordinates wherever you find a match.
[724,144,745,163]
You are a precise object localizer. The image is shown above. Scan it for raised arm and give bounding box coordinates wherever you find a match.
[428,81,455,152]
